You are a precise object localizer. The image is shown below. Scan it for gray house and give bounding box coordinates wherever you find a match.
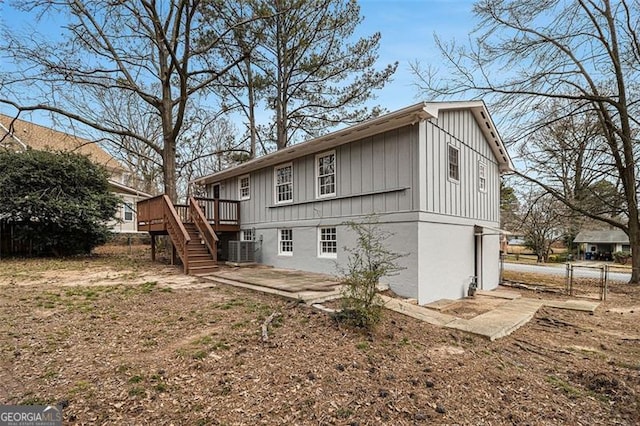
[192,101,513,304]
[574,229,630,260]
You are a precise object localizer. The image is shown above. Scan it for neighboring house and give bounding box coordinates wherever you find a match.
[0,113,151,233]
[574,229,630,260]
[189,101,514,304]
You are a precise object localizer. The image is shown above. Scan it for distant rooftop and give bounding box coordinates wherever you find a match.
[573,230,629,244]
[0,113,124,173]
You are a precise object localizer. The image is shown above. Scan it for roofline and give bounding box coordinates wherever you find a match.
[108,179,153,198]
[0,122,28,150]
[193,100,514,185]
[0,112,127,172]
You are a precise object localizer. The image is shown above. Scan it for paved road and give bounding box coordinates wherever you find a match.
[503,262,631,282]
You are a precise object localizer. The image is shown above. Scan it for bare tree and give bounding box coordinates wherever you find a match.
[520,193,566,263]
[412,0,640,282]
[0,0,250,202]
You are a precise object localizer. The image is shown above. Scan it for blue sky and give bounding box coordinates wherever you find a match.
[357,0,476,110]
[0,0,479,124]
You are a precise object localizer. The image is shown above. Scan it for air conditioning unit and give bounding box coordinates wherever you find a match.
[228,241,256,263]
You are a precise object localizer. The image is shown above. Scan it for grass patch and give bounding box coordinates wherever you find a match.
[128,386,146,397]
[19,395,50,405]
[70,380,92,396]
[355,342,370,351]
[128,375,144,384]
[178,335,231,360]
[546,375,581,398]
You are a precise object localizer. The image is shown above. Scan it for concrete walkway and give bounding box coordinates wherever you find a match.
[382,293,600,341]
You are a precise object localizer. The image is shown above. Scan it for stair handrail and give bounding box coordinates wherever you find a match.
[189,196,219,262]
[162,194,191,273]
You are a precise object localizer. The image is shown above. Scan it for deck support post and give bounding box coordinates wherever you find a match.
[150,234,156,262]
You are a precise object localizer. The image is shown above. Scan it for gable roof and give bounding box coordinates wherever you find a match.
[574,230,629,244]
[193,100,514,185]
[0,113,125,173]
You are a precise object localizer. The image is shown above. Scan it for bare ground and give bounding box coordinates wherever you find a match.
[0,247,639,425]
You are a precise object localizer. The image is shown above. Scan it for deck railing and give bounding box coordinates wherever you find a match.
[137,194,191,272]
[189,197,219,262]
[137,196,240,232]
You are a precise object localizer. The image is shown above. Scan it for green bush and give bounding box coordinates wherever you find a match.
[0,149,120,256]
[336,215,405,330]
[613,251,631,265]
[548,253,570,263]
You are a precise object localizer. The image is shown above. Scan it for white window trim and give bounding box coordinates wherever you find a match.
[448,144,460,183]
[123,202,134,222]
[274,163,294,205]
[278,229,293,256]
[318,227,338,259]
[238,174,251,200]
[315,150,337,199]
[478,160,487,193]
[241,229,254,241]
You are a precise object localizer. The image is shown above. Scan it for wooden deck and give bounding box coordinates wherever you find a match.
[137,195,240,234]
[136,195,240,275]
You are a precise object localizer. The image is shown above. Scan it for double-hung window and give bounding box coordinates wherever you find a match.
[316,151,336,198]
[278,229,293,256]
[318,227,337,258]
[478,161,487,192]
[239,174,250,200]
[448,145,460,182]
[241,229,254,241]
[123,203,134,222]
[274,163,293,204]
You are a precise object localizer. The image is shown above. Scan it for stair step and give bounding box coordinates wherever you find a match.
[189,259,217,267]
[187,250,209,257]
[188,252,213,259]
[189,265,219,275]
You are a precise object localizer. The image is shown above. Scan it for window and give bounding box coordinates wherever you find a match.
[278,229,293,255]
[478,161,487,192]
[448,145,460,181]
[123,203,134,222]
[241,229,254,241]
[316,151,336,198]
[318,227,337,258]
[274,163,293,204]
[239,175,250,200]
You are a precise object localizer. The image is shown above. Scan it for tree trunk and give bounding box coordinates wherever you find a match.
[275,1,287,151]
[628,217,640,284]
[162,142,177,203]
[245,56,257,159]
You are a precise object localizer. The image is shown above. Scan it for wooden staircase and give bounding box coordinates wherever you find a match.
[137,195,235,276]
[183,223,219,275]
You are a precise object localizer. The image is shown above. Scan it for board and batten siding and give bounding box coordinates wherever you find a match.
[421,110,500,223]
[210,124,420,225]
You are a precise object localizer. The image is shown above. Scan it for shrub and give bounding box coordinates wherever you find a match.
[0,149,120,256]
[548,253,570,263]
[336,215,405,330]
[613,251,631,265]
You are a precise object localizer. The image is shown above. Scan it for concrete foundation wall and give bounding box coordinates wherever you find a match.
[416,217,501,305]
[251,215,419,299]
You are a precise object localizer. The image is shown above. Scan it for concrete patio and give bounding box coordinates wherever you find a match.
[199,266,600,340]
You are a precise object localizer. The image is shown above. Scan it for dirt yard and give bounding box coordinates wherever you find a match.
[1,247,639,425]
